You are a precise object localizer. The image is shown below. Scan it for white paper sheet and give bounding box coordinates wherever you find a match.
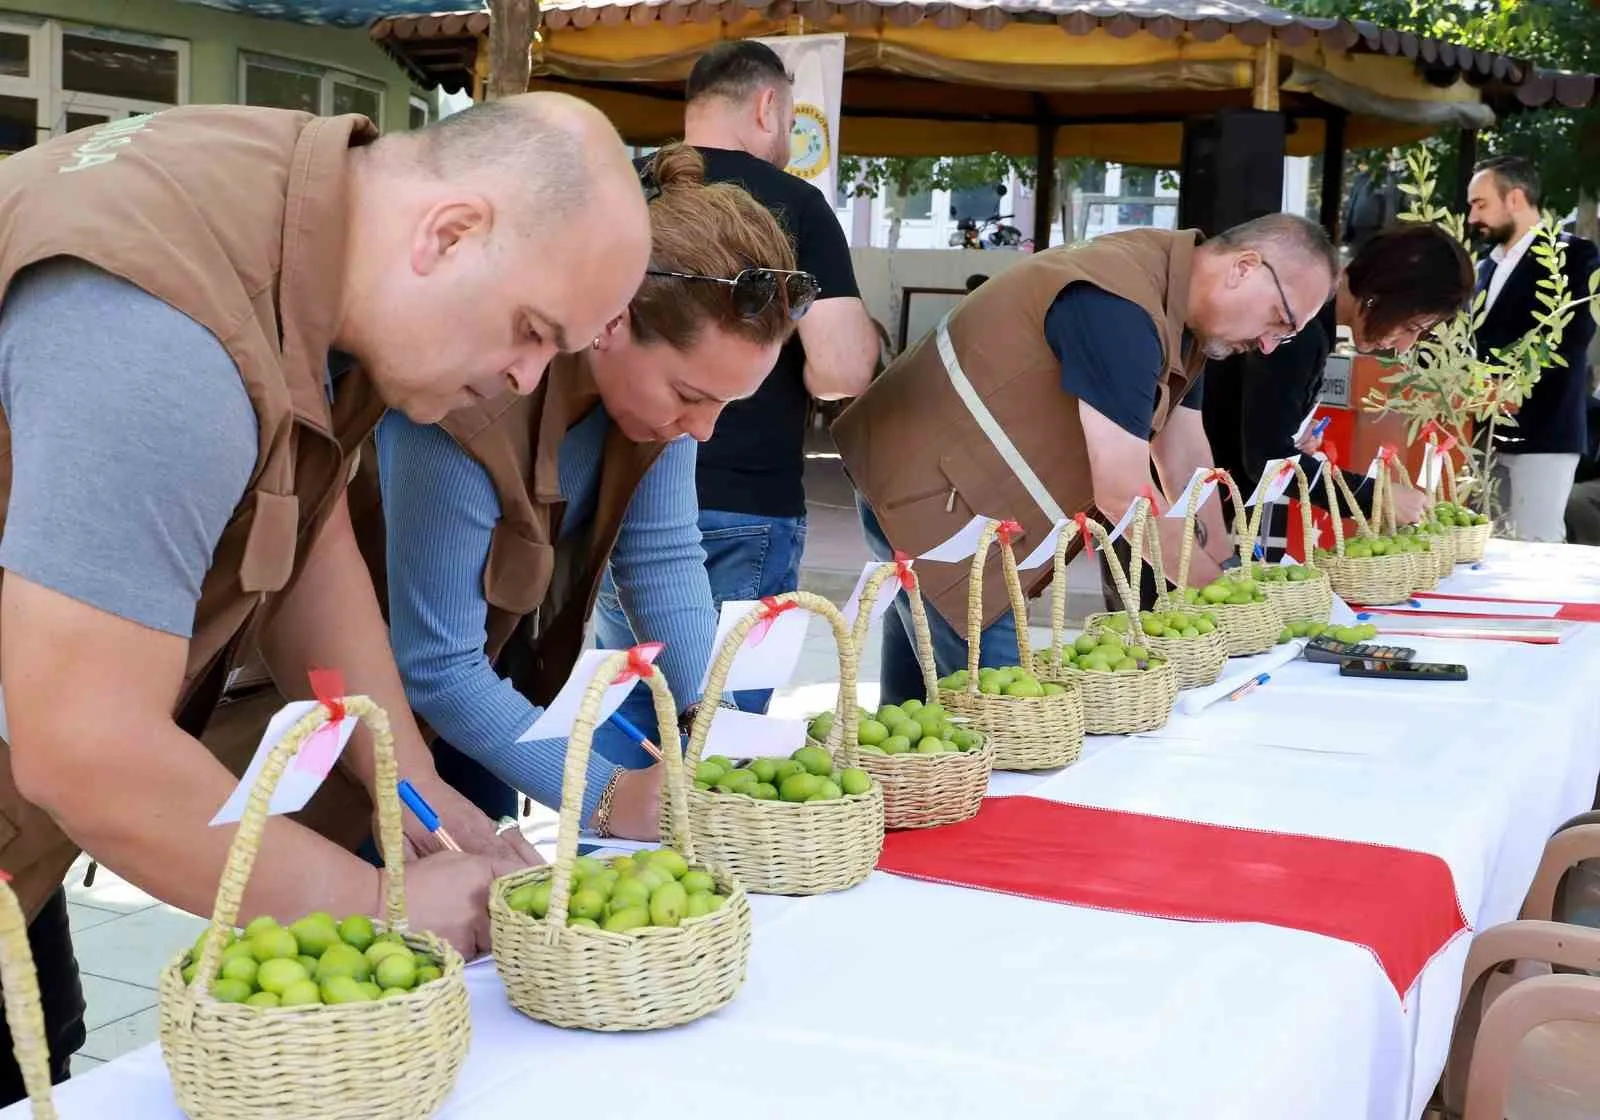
[1165,468,1219,520]
[1246,459,1296,506]
[700,707,809,760]
[1018,518,1071,571]
[697,599,811,694]
[517,647,651,742]
[918,516,989,563]
[1175,642,1307,716]
[840,560,906,627]
[210,701,358,826]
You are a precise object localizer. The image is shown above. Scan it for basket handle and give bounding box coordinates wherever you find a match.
[960,520,1036,689]
[689,593,860,768]
[0,878,56,1120]
[192,695,407,997]
[1286,460,1321,571]
[551,651,688,929]
[849,561,939,702]
[1172,469,1222,597]
[1042,505,1152,672]
[1331,467,1375,544]
[1209,470,1260,581]
[1137,495,1174,611]
[1044,515,1091,674]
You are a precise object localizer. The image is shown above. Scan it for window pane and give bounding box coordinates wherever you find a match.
[901,189,932,221]
[243,61,319,113]
[1078,161,1107,193]
[62,34,179,104]
[66,111,110,135]
[0,94,38,155]
[332,82,380,124]
[409,101,428,130]
[0,32,28,79]
[1121,166,1156,197]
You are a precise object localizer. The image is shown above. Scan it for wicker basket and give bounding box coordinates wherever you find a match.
[838,562,994,830]
[1318,459,1419,605]
[158,696,471,1120]
[942,519,1085,771]
[1084,488,1227,690]
[1172,471,1283,656]
[1437,460,1493,563]
[1252,461,1333,625]
[490,650,751,1031]
[680,593,885,895]
[0,876,57,1119]
[1035,503,1179,733]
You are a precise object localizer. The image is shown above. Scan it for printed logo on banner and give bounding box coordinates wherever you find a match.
[788,103,830,181]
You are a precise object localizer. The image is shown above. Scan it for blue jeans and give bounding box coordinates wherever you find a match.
[857,494,1020,706]
[594,508,807,714]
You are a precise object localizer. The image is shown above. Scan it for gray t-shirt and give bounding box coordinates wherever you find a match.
[0,258,258,638]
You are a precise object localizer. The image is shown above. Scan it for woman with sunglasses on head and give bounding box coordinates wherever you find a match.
[373,143,814,842]
[1199,219,1474,558]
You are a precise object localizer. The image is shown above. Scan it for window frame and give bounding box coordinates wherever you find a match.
[51,21,188,124]
[238,50,387,129]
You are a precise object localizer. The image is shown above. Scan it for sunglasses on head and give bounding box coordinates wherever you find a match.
[646,267,820,322]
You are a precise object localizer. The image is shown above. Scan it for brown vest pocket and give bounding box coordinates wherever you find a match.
[238,491,300,594]
[484,523,554,616]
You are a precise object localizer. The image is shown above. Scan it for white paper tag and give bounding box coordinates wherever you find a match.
[1416,443,1442,490]
[1017,518,1071,571]
[1291,405,1321,444]
[1329,594,1359,626]
[1246,459,1296,506]
[697,599,810,694]
[1165,469,1218,519]
[210,701,358,826]
[700,708,808,761]
[917,516,989,564]
[841,560,905,627]
[1305,453,1324,489]
[1365,453,1384,480]
[1105,499,1138,545]
[517,648,649,743]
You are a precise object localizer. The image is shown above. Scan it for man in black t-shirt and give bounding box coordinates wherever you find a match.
[594,39,877,712]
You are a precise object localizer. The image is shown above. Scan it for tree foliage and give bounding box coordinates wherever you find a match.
[1278,0,1600,212]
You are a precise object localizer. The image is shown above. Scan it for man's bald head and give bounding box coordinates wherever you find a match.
[1187,212,1339,359]
[338,91,651,423]
[396,91,643,235]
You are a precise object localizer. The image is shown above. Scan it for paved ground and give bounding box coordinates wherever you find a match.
[58,434,1101,1071]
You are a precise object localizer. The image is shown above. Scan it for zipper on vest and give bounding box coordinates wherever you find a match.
[944,486,957,514]
[83,859,98,888]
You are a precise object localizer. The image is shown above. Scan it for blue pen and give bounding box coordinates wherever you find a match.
[397,778,462,852]
[1252,542,1264,560]
[1227,672,1269,701]
[607,712,665,761]
[1311,417,1331,438]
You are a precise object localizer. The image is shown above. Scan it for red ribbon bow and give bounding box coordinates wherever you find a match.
[611,642,665,685]
[1379,444,1398,464]
[1072,512,1094,557]
[1421,421,1458,454]
[308,668,347,724]
[0,869,11,885]
[749,597,797,647]
[996,519,1023,548]
[1203,467,1229,484]
[892,549,916,591]
[1137,483,1161,510]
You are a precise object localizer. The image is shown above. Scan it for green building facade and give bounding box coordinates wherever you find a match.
[0,0,431,155]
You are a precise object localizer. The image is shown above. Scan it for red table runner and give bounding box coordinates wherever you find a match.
[877,797,1468,997]
[1409,591,1600,623]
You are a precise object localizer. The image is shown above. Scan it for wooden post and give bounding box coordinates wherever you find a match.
[1032,118,1055,249]
[1453,127,1479,215]
[487,0,537,101]
[1252,39,1280,112]
[1319,110,1347,243]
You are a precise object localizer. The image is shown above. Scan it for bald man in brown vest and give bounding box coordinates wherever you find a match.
[834,215,1338,705]
[0,94,649,1097]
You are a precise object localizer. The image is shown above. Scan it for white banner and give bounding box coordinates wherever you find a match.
[753,33,845,207]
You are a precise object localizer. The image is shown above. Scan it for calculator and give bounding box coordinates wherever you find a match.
[1302,635,1418,664]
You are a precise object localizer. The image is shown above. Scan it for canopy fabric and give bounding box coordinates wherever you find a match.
[175,0,461,28]
[370,0,1596,162]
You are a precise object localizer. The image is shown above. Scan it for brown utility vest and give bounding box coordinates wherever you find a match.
[831,229,1208,632]
[213,355,666,841]
[0,106,386,920]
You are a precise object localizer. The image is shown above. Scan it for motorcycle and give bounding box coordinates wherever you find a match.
[948,212,1025,250]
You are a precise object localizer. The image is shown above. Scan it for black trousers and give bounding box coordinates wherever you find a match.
[1097,535,1161,615]
[0,887,86,1106]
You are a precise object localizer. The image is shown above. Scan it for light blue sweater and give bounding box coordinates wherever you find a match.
[375,403,716,823]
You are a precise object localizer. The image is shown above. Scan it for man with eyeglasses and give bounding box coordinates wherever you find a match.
[592,38,880,714]
[833,215,1339,706]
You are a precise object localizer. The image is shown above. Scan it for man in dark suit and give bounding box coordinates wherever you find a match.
[1468,155,1600,541]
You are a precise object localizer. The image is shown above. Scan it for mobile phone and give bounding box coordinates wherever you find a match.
[1303,636,1417,664]
[1338,658,1468,682]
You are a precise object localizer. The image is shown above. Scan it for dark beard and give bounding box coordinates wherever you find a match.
[1473,220,1517,247]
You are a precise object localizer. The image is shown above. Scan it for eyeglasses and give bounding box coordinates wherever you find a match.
[1260,258,1300,343]
[646,267,820,322]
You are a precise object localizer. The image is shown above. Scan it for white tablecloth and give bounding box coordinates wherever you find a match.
[12,540,1600,1120]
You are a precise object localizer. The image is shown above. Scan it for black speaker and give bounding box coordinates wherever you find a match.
[1177,109,1287,236]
